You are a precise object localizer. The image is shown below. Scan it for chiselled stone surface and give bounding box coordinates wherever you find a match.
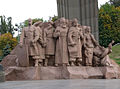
[0,18,119,81]
[4,66,120,81]
[1,18,115,68]
[67,67,88,79]
[100,67,120,79]
[0,55,17,69]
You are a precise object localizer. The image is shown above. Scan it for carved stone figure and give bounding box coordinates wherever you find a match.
[93,40,114,66]
[82,26,98,66]
[33,21,45,66]
[20,18,40,67]
[43,21,55,66]
[53,18,69,66]
[1,17,120,81]
[68,19,83,66]
[40,22,47,62]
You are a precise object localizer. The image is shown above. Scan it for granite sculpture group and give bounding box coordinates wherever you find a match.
[19,18,114,67]
[1,18,120,81]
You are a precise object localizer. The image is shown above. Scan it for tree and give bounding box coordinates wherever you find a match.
[99,3,120,47]
[0,16,14,36]
[110,0,120,7]
[23,18,44,27]
[2,44,11,57]
[0,33,17,61]
[51,15,58,22]
[7,17,14,35]
[0,33,17,51]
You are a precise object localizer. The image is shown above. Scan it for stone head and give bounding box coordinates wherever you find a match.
[47,21,53,29]
[72,18,78,27]
[60,17,66,23]
[28,18,32,26]
[59,17,66,28]
[85,26,91,34]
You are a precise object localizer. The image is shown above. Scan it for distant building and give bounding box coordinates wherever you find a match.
[56,0,99,41]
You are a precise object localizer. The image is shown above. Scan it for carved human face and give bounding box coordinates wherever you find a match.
[28,18,32,26]
[60,18,66,28]
[85,27,91,34]
[73,19,78,27]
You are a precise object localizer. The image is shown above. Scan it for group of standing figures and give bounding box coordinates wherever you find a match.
[20,18,114,67]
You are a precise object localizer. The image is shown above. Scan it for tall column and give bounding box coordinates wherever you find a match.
[57,0,99,41]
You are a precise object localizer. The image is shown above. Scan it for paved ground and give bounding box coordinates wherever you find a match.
[0,79,120,89]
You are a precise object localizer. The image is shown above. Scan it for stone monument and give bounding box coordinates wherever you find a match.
[0,18,120,81]
[56,0,99,41]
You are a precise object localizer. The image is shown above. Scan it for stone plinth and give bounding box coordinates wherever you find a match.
[5,66,120,81]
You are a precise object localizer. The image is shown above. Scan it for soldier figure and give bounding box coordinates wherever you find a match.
[54,18,69,66]
[82,26,98,66]
[20,18,40,67]
[68,19,83,66]
[33,21,45,66]
[43,21,55,66]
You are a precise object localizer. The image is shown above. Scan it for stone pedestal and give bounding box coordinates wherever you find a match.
[5,66,120,81]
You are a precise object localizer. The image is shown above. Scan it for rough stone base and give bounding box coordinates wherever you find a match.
[5,66,120,81]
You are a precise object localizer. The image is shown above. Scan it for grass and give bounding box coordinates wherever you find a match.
[109,45,120,65]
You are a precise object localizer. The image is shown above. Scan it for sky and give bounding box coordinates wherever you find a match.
[0,0,109,25]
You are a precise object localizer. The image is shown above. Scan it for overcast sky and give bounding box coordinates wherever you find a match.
[0,0,109,25]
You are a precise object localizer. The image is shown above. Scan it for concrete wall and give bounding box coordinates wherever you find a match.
[57,0,99,41]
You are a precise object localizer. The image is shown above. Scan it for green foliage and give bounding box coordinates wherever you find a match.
[51,15,58,22]
[23,18,44,27]
[0,33,17,61]
[0,44,11,62]
[0,33,18,50]
[110,0,120,7]
[99,3,120,47]
[109,44,120,65]
[2,44,11,57]
[0,50,3,62]
[0,16,14,35]
[109,45,120,59]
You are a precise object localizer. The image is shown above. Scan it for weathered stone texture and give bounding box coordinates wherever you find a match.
[5,66,120,81]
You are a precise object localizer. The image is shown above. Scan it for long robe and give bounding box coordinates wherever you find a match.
[19,25,40,66]
[20,25,39,56]
[44,28,55,55]
[68,27,83,59]
[54,26,69,64]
